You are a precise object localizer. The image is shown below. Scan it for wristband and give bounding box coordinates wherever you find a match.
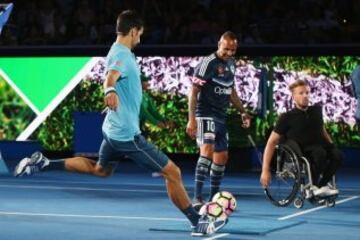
[105,87,117,95]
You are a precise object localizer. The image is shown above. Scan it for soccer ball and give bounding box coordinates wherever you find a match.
[212,191,237,216]
[199,201,228,221]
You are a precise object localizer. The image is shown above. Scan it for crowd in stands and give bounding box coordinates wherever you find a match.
[1,0,359,46]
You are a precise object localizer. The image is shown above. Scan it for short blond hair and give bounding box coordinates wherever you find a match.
[289,80,308,93]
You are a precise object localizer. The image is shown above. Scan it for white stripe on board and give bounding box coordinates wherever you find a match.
[17,57,99,140]
[278,195,359,221]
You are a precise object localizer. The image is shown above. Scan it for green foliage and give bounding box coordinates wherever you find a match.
[31,56,360,151]
[268,56,360,147]
[32,80,104,151]
[270,56,360,80]
[0,77,35,140]
[142,92,198,153]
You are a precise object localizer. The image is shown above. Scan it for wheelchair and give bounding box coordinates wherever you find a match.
[264,142,338,209]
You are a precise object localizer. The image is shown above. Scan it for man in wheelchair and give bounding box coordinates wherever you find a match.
[260,80,342,198]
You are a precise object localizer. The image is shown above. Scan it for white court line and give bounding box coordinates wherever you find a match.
[0,184,165,193]
[203,233,230,240]
[0,211,187,222]
[3,179,359,192]
[0,184,265,196]
[278,195,359,221]
[0,179,263,189]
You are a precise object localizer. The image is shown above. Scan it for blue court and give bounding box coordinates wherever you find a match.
[0,165,359,240]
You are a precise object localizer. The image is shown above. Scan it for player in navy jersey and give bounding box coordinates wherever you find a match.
[186,31,252,209]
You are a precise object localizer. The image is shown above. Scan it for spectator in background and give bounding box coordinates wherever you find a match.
[139,75,174,178]
[2,0,358,45]
[139,75,173,135]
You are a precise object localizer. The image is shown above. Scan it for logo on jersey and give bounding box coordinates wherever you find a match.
[192,77,206,86]
[230,65,235,74]
[217,66,225,76]
[214,86,232,95]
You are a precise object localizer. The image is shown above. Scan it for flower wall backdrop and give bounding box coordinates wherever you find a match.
[31,56,360,151]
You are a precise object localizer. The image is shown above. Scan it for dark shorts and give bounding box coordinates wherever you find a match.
[98,133,169,172]
[196,117,228,152]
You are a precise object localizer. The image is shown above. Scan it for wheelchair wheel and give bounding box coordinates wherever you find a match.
[326,199,336,208]
[294,197,304,208]
[265,144,301,207]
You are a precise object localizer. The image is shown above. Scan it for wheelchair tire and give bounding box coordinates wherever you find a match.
[326,199,336,208]
[294,197,304,208]
[264,144,301,207]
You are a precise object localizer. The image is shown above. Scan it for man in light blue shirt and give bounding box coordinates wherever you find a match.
[14,10,227,236]
[102,41,142,141]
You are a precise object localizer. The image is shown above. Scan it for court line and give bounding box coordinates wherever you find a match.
[203,233,230,240]
[0,178,263,189]
[0,211,187,222]
[0,183,265,196]
[2,179,359,192]
[0,184,165,193]
[278,195,359,221]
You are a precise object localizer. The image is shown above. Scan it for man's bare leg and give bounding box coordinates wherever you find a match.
[64,157,113,177]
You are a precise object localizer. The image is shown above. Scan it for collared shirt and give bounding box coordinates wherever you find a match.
[102,42,142,141]
[274,105,327,148]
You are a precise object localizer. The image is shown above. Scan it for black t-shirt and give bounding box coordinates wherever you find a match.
[192,53,236,123]
[274,105,327,148]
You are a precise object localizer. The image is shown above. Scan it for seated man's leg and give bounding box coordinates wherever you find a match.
[304,145,327,186]
[283,139,303,157]
[318,146,343,187]
[304,145,339,196]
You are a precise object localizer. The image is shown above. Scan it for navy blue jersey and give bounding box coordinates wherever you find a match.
[193,53,236,123]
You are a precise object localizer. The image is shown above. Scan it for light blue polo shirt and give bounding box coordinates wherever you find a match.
[102,42,142,141]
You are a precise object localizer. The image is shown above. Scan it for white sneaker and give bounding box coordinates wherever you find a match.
[306,185,319,198]
[191,214,228,237]
[13,151,49,177]
[14,158,32,177]
[313,186,339,197]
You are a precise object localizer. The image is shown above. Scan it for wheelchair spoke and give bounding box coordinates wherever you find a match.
[265,144,301,207]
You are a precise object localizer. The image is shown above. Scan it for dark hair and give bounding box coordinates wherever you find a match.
[116,10,143,35]
[289,80,309,93]
[221,31,237,40]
